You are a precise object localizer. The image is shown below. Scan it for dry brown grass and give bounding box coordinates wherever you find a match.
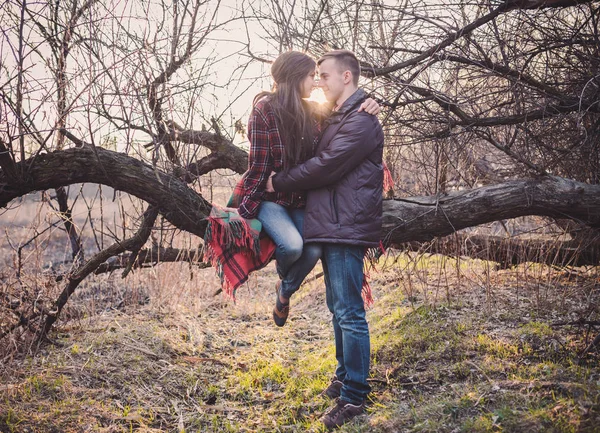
[1,249,599,432]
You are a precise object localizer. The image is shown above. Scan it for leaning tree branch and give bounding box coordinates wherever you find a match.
[2,146,600,250]
[362,2,514,77]
[177,152,245,183]
[0,146,212,237]
[170,125,248,174]
[505,0,597,10]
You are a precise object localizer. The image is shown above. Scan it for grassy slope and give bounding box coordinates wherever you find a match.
[1,255,599,433]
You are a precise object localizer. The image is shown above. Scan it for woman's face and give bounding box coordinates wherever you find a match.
[300,68,318,98]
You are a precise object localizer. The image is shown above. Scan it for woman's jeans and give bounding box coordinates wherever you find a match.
[322,244,371,404]
[257,201,322,299]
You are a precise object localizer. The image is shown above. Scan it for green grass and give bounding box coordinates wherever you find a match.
[1,257,599,432]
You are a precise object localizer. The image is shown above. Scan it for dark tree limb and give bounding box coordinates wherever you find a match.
[177,152,244,182]
[402,233,600,268]
[171,125,248,174]
[0,147,212,237]
[382,176,600,246]
[506,0,597,10]
[93,246,209,275]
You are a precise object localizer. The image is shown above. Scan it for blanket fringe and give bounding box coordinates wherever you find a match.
[203,205,266,298]
[362,241,386,308]
[383,161,395,194]
[202,243,236,299]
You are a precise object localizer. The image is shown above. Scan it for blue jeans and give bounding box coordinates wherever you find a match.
[322,244,371,404]
[257,201,322,299]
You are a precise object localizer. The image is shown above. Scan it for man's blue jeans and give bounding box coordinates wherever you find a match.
[257,201,322,299]
[322,244,371,404]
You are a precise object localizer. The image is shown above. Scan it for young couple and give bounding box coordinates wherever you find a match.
[238,50,384,429]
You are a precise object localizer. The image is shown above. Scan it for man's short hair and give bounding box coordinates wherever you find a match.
[318,50,360,86]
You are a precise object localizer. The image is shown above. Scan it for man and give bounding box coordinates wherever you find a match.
[267,50,384,429]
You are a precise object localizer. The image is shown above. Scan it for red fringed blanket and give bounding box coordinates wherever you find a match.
[203,205,275,298]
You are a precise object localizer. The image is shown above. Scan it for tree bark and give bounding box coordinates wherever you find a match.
[403,233,600,268]
[0,147,213,238]
[381,177,600,245]
[2,148,600,261]
[506,0,597,10]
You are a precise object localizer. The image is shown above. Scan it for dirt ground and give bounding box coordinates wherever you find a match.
[1,250,599,432]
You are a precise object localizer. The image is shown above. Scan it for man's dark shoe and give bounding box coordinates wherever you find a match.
[321,377,343,399]
[272,281,289,327]
[322,399,366,429]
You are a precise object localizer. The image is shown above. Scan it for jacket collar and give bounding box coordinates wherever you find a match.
[328,89,366,123]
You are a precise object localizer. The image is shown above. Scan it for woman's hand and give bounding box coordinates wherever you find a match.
[358,98,381,115]
[265,172,276,193]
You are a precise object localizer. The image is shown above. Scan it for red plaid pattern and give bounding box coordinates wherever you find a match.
[238,97,318,219]
[203,205,276,298]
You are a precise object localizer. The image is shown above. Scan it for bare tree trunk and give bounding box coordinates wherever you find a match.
[54,186,84,263]
[0,147,212,237]
[382,178,600,245]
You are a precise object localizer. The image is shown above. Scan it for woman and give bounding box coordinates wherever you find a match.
[238,51,379,326]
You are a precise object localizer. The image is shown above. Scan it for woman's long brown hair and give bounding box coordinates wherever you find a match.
[254,51,316,171]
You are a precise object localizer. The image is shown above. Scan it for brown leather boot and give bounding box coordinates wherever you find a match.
[272,280,289,327]
[322,399,366,429]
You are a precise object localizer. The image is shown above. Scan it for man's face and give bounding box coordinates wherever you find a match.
[317,58,348,104]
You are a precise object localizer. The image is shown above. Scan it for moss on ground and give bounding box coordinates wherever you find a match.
[1,256,599,432]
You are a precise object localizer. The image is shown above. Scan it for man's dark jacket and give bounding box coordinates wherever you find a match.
[272,89,384,247]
